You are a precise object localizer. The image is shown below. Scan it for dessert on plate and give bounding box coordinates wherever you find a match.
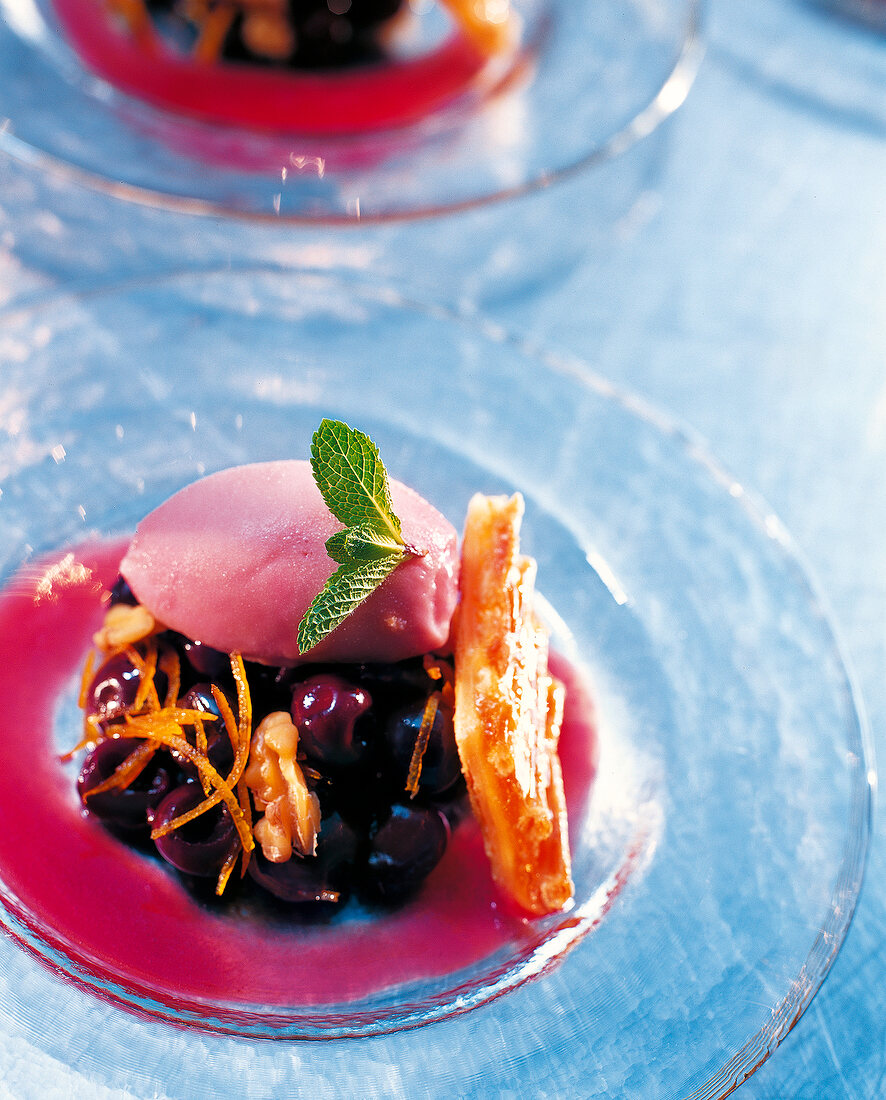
[71,419,573,917]
[51,0,520,132]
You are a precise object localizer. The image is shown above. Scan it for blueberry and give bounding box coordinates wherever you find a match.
[246,662,292,724]
[248,812,360,905]
[383,697,461,798]
[363,804,450,902]
[150,783,238,877]
[78,737,175,832]
[179,637,231,683]
[353,659,435,715]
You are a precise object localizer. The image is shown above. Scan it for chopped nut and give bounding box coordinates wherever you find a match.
[244,711,321,862]
[93,602,157,650]
[240,10,295,60]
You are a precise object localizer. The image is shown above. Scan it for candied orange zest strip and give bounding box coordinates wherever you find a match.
[193,715,211,794]
[124,644,146,674]
[148,659,254,854]
[127,642,161,708]
[193,3,237,63]
[152,686,248,839]
[124,641,161,714]
[438,0,517,56]
[121,713,253,851]
[423,654,454,683]
[150,788,224,837]
[213,685,239,754]
[441,679,455,710]
[212,683,250,788]
[143,644,163,713]
[230,654,252,758]
[158,645,181,709]
[194,716,208,757]
[78,649,96,711]
[83,739,158,799]
[236,776,253,879]
[63,712,104,762]
[405,692,440,798]
[214,846,240,896]
[216,654,253,784]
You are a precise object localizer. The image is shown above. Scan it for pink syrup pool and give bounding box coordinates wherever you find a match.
[0,542,598,1026]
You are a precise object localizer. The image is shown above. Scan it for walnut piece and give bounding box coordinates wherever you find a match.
[243,711,321,862]
[93,602,157,651]
[241,10,295,60]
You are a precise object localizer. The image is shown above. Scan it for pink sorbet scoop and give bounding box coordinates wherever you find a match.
[120,460,459,665]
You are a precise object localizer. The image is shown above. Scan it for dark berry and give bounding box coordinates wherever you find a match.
[85,651,169,722]
[78,737,175,832]
[176,684,235,779]
[344,0,402,32]
[383,698,461,798]
[108,575,138,606]
[248,813,360,905]
[216,0,404,69]
[246,662,292,724]
[291,674,372,767]
[320,760,391,834]
[363,804,449,902]
[179,637,231,682]
[150,783,238,877]
[354,659,435,714]
[85,653,142,721]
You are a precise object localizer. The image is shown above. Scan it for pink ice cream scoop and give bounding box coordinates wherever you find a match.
[120,460,459,665]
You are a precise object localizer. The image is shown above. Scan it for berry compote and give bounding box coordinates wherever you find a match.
[0,542,598,1019]
[76,607,467,909]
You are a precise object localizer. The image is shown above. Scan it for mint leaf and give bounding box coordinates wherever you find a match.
[296,554,403,655]
[326,524,405,563]
[297,419,425,654]
[310,419,404,546]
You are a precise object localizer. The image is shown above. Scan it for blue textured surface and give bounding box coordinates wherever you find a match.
[0,0,885,1094]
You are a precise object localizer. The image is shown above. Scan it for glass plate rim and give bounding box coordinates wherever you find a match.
[0,0,704,223]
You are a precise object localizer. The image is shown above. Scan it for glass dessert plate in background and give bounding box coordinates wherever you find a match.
[0,268,872,1097]
[709,0,886,133]
[0,0,701,219]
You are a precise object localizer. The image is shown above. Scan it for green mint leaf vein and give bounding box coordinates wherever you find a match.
[297,419,425,654]
[296,555,404,655]
[310,418,404,545]
[326,524,406,563]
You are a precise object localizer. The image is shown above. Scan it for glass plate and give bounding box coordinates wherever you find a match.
[710,0,886,133]
[0,0,701,219]
[0,269,872,1097]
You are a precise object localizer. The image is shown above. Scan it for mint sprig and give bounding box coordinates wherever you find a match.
[296,420,422,654]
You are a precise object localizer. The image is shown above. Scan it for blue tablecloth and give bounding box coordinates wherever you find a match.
[0,1,883,1094]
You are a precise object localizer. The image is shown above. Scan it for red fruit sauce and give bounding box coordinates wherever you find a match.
[51,0,494,134]
[0,543,598,1024]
